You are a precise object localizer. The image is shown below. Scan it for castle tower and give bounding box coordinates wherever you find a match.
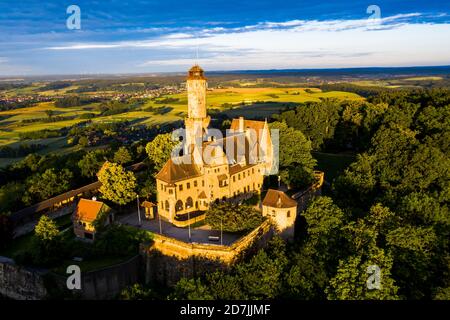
[185,65,210,164]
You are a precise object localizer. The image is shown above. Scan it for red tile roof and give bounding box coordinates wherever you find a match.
[73,198,107,223]
[155,157,202,183]
[262,189,297,208]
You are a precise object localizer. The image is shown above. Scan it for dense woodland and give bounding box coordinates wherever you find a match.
[165,88,450,300]
[1,86,450,300]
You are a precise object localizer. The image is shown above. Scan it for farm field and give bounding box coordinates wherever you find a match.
[0,87,363,167]
[351,76,445,88]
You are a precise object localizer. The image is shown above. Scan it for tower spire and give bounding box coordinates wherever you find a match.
[195,37,199,64]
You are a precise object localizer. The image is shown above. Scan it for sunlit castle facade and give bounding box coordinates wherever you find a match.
[155,65,275,227]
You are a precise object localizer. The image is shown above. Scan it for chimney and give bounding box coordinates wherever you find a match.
[239,117,244,132]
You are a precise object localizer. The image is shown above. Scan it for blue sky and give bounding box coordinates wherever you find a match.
[0,0,449,75]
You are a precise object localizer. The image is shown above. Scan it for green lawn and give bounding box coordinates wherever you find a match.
[0,232,35,258]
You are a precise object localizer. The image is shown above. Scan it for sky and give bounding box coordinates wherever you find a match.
[0,0,449,75]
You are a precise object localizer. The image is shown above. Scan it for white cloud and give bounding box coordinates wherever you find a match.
[44,14,450,70]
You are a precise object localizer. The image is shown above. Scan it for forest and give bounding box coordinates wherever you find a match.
[165,88,450,300]
[1,87,449,300]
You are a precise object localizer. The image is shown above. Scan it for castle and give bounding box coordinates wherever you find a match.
[155,65,274,227]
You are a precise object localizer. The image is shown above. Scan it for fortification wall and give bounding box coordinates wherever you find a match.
[0,257,47,300]
[48,255,141,300]
[142,220,274,287]
[0,255,140,300]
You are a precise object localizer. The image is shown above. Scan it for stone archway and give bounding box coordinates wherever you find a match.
[175,200,184,212]
[185,197,193,210]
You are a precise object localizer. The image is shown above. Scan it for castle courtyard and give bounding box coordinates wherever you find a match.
[118,211,242,246]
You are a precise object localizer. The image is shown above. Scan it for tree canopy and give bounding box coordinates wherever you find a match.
[98,162,137,205]
[269,121,316,189]
[205,202,265,232]
[145,133,180,171]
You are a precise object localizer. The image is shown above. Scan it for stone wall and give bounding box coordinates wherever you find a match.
[141,220,274,287]
[48,255,141,300]
[0,256,47,300]
[0,255,140,300]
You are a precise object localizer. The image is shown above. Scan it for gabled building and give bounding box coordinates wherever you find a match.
[155,65,274,227]
[72,198,113,241]
[262,189,298,240]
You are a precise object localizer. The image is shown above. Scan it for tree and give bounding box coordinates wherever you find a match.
[0,182,25,212]
[386,225,438,299]
[333,153,377,209]
[303,196,345,239]
[171,237,288,300]
[269,121,316,169]
[205,202,265,232]
[35,215,59,242]
[97,162,137,205]
[137,175,156,199]
[145,133,180,171]
[280,166,314,190]
[120,284,156,300]
[23,168,73,205]
[269,121,316,189]
[44,109,54,118]
[172,278,213,300]
[326,248,399,300]
[78,150,107,178]
[78,136,89,147]
[12,153,42,172]
[33,215,62,265]
[236,250,284,299]
[278,98,342,150]
[113,146,132,165]
[300,196,348,278]
[284,242,329,300]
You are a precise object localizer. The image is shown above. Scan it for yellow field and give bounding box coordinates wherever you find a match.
[0,87,362,150]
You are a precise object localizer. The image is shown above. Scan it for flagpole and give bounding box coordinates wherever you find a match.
[137,195,141,226]
[158,211,162,234]
[187,207,191,241]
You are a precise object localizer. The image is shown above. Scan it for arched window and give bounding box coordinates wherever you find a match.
[287,210,291,218]
[165,200,170,212]
[185,197,193,209]
[175,200,184,212]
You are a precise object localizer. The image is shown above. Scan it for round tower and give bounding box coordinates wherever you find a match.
[187,64,207,119]
[185,65,210,163]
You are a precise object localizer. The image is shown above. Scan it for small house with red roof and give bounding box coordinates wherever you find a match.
[72,198,114,241]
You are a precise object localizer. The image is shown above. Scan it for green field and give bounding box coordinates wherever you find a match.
[0,87,363,167]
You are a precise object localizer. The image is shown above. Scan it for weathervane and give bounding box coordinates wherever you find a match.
[195,37,199,64]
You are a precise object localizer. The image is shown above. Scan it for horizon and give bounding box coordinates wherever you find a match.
[0,0,449,76]
[1,64,450,79]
